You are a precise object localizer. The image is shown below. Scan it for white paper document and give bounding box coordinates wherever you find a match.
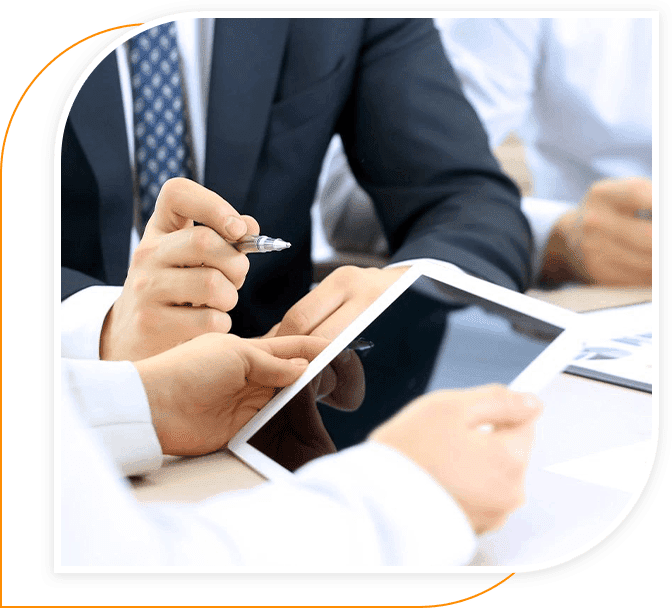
[565,303,653,392]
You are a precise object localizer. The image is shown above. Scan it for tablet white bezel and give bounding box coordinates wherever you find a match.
[228,260,585,480]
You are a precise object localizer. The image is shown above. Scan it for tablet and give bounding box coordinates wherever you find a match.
[229,260,583,480]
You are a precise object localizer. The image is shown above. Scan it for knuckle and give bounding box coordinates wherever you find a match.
[221,282,239,311]
[582,209,601,231]
[203,309,232,334]
[330,265,360,289]
[162,176,188,195]
[212,204,231,230]
[487,384,510,401]
[190,226,218,254]
[202,268,222,300]
[230,253,251,286]
[129,270,150,297]
[155,177,185,207]
[130,241,158,267]
[282,306,313,335]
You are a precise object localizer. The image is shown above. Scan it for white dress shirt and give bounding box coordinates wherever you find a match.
[60,359,477,570]
[435,17,653,274]
[60,20,213,468]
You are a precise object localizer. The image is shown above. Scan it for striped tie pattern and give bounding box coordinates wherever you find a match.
[128,23,194,230]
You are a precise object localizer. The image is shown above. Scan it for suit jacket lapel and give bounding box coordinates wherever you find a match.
[204,18,289,211]
[69,52,133,285]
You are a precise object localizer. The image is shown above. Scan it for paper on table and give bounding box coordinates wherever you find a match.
[565,303,653,392]
[544,440,655,493]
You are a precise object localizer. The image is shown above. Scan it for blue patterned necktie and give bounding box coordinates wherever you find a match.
[128,23,194,231]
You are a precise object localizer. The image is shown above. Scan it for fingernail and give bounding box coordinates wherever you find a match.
[225,216,246,239]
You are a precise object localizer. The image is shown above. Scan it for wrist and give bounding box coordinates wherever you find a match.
[133,357,177,452]
[540,210,589,286]
[99,304,115,360]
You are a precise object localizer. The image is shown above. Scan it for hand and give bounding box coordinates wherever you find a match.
[247,347,366,471]
[369,385,542,535]
[275,265,409,340]
[101,178,260,361]
[133,333,329,456]
[312,348,366,411]
[543,177,652,286]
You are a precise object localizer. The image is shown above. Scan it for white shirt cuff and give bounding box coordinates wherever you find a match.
[62,358,163,477]
[61,286,122,359]
[521,196,576,279]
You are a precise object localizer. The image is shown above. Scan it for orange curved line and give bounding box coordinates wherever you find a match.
[425,572,516,606]
[0,23,142,171]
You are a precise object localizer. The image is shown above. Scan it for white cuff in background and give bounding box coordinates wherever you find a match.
[522,196,575,279]
[62,358,163,477]
[60,285,123,359]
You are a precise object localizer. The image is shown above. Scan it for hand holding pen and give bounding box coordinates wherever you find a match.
[101,178,275,361]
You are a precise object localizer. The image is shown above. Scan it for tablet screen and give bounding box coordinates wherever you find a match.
[247,275,563,472]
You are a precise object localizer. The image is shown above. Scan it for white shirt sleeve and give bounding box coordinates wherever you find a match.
[61,358,163,477]
[60,384,477,570]
[61,286,122,359]
[435,18,577,277]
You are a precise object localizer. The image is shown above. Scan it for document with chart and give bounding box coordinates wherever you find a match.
[565,302,653,392]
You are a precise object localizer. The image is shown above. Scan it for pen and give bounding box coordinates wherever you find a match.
[347,338,375,353]
[233,235,291,253]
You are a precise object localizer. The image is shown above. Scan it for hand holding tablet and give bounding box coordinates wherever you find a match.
[370,385,543,535]
[230,260,584,478]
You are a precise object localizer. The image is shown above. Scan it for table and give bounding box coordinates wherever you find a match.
[130,286,654,568]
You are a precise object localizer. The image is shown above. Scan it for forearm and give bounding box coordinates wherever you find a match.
[389,176,532,292]
[343,19,532,292]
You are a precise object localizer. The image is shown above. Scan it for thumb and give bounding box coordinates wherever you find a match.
[242,346,310,388]
[465,385,543,429]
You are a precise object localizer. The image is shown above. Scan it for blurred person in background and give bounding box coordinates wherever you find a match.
[315,17,652,288]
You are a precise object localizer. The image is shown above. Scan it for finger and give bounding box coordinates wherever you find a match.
[154,266,239,311]
[589,177,652,213]
[275,287,347,337]
[464,386,543,428]
[314,366,338,400]
[240,214,261,237]
[582,208,652,255]
[163,305,233,337]
[243,348,311,388]
[135,306,233,351]
[249,335,331,362]
[146,177,252,240]
[587,253,652,286]
[321,349,366,411]
[156,226,251,289]
[305,300,365,340]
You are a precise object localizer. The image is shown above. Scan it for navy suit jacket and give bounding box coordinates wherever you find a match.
[61,18,531,338]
